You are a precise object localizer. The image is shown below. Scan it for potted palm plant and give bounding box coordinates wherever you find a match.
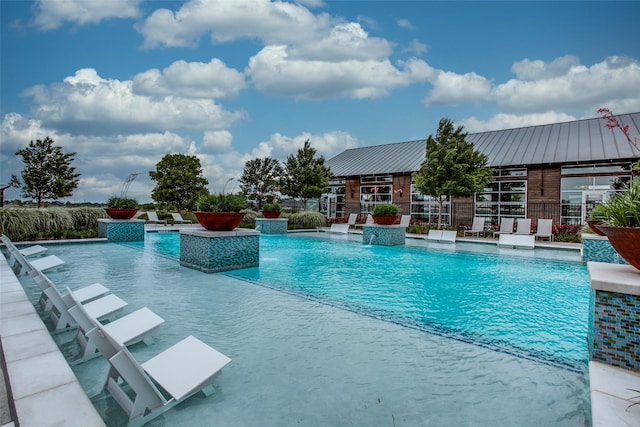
[372,203,400,225]
[595,177,640,271]
[261,202,282,218]
[105,196,139,219]
[194,193,247,231]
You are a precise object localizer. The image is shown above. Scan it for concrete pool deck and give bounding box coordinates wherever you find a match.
[0,231,638,426]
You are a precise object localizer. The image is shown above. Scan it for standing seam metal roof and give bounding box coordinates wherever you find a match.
[326,112,640,177]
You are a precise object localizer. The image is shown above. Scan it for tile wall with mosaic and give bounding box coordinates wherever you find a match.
[591,289,640,371]
[582,234,628,265]
[255,218,288,234]
[180,230,259,273]
[362,225,406,246]
[97,219,145,242]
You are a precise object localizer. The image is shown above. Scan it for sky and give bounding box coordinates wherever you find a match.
[2,0,640,203]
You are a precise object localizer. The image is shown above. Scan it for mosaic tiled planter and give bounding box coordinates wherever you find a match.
[97,218,145,241]
[588,262,640,372]
[179,228,259,273]
[582,234,628,265]
[362,224,406,246]
[255,218,288,234]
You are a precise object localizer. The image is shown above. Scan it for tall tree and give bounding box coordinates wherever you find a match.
[281,139,332,210]
[414,118,493,229]
[15,137,80,207]
[239,157,283,209]
[149,154,209,211]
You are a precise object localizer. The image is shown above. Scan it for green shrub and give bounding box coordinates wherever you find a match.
[262,202,281,212]
[196,193,247,212]
[597,177,640,227]
[240,209,259,227]
[287,211,327,228]
[372,204,400,215]
[0,207,106,241]
[107,197,138,209]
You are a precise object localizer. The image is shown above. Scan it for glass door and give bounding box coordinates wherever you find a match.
[582,190,613,223]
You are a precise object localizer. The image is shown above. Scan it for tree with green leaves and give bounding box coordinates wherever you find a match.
[238,157,283,209]
[281,139,332,210]
[149,154,209,212]
[15,137,81,207]
[414,118,493,229]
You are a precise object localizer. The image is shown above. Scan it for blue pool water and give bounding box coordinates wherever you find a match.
[139,231,589,371]
[21,233,591,426]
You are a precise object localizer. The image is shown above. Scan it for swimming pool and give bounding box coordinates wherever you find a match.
[21,233,590,426]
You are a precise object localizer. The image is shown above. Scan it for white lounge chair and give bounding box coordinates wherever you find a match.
[498,233,535,249]
[534,219,554,241]
[399,215,411,228]
[427,229,457,243]
[18,244,48,257]
[29,270,110,312]
[66,287,164,360]
[493,218,514,238]
[463,217,485,237]
[171,212,192,224]
[353,214,373,229]
[42,279,127,331]
[1,234,47,257]
[514,218,532,235]
[86,324,231,427]
[3,236,65,275]
[329,213,358,234]
[146,211,166,225]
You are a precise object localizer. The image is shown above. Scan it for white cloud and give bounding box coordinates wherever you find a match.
[132,59,247,99]
[397,19,415,30]
[461,111,578,133]
[263,130,358,159]
[511,55,580,81]
[32,0,143,30]
[201,130,234,152]
[423,71,492,106]
[402,39,428,55]
[493,56,640,113]
[23,68,247,135]
[1,113,198,202]
[247,45,432,99]
[136,0,333,49]
[289,22,392,61]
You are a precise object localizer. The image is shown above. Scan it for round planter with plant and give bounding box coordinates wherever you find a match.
[194,193,247,231]
[593,177,640,271]
[261,202,282,218]
[372,203,400,225]
[105,196,139,219]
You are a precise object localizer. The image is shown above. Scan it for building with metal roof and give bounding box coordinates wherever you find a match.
[323,112,639,227]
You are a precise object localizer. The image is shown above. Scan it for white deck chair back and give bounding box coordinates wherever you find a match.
[493,218,514,237]
[464,217,485,236]
[45,282,127,331]
[365,214,374,225]
[347,213,358,225]
[88,320,232,426]
[534,219,554,241]
[399,215,411,227]
[514,218,532,235]
[67,288,164,359]
[171,213,192,224]
[147,211,166,225]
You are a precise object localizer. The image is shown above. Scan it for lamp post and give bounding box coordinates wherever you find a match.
[222,177,234,194]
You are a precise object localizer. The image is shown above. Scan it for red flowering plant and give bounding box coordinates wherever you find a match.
[597,108,640,172]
